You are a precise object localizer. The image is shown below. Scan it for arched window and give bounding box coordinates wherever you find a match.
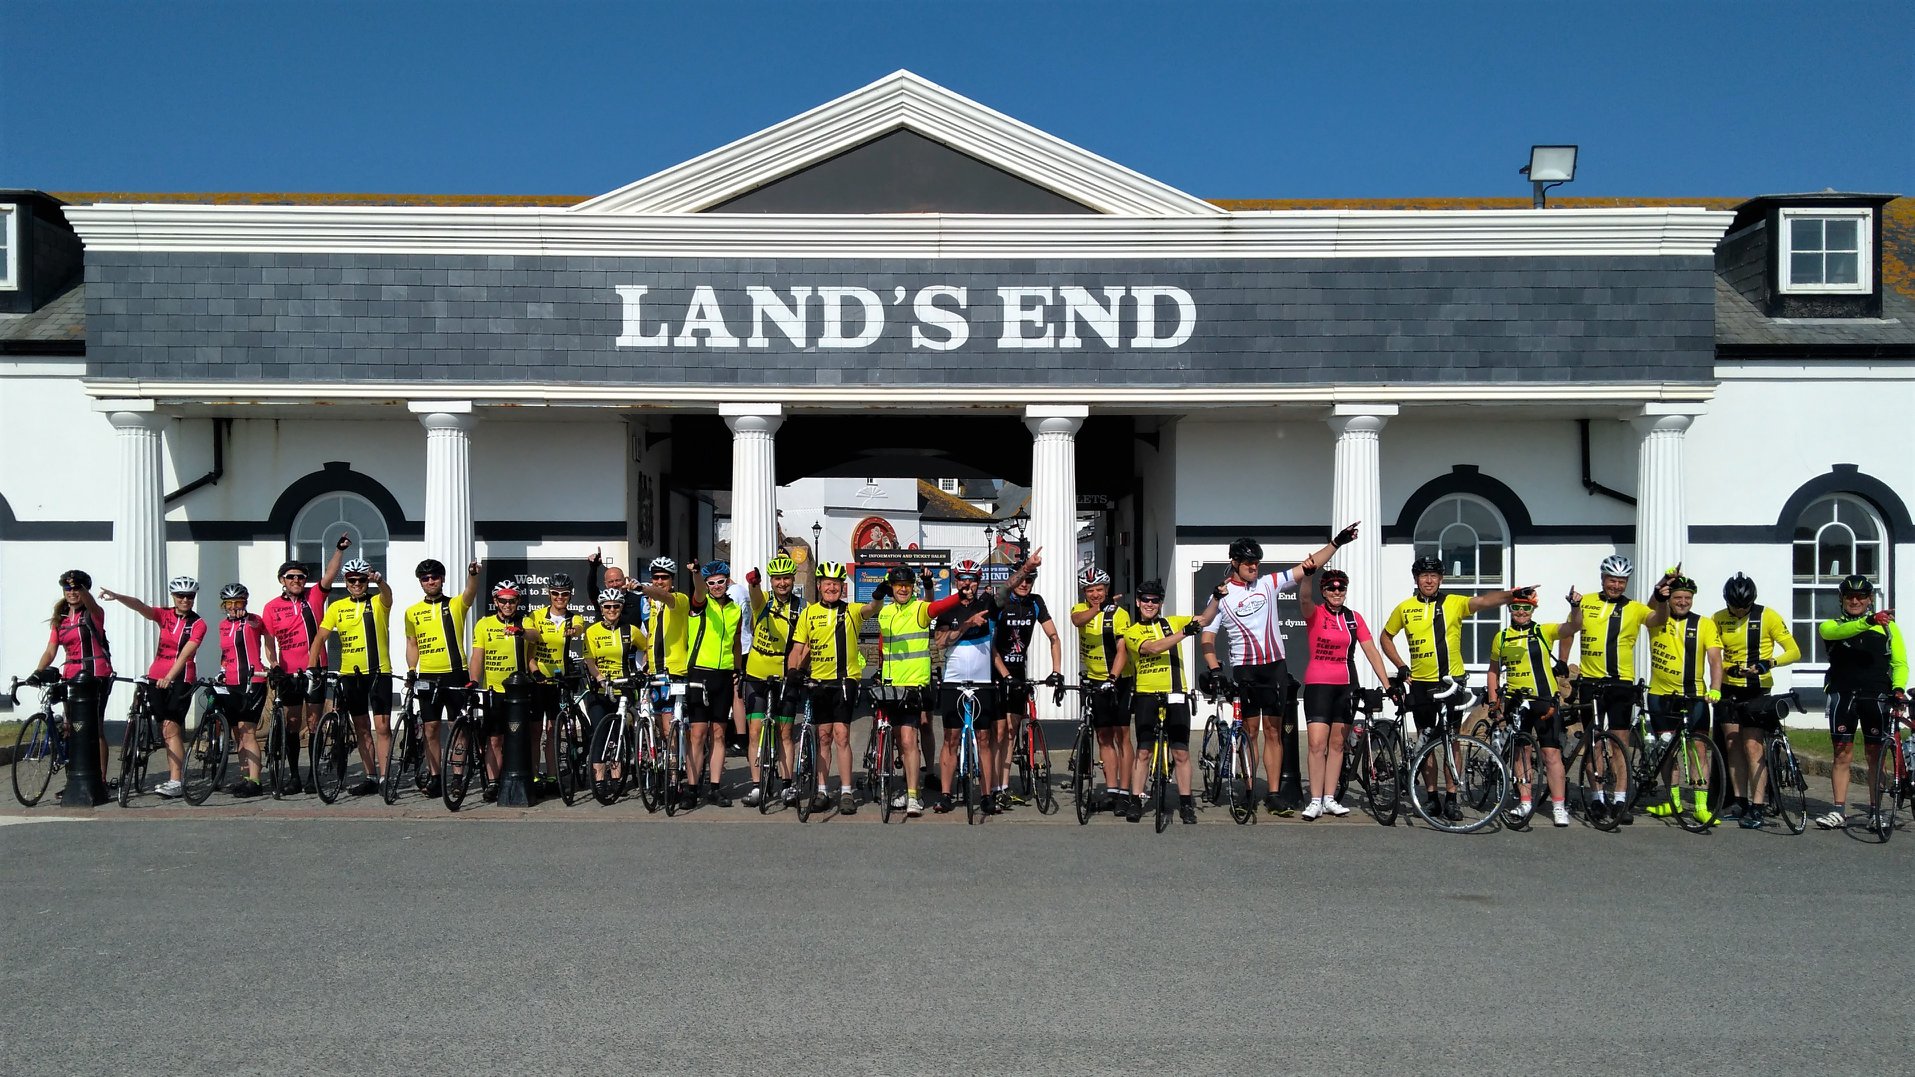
[1412,494,1510,668]
[1792,493,1891,665]
[289,492,391,576]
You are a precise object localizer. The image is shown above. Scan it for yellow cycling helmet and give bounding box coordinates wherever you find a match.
[816,561,849,580]
[766,555,796,577]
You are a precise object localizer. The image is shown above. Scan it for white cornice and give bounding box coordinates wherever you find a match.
[571,70,1224,217]
[63,204,1734,259]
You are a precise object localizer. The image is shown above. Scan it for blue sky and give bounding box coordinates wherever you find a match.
[6,0,1911,200]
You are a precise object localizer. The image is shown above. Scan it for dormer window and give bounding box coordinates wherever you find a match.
[1780,206,1872,294]
[0,205,16,291]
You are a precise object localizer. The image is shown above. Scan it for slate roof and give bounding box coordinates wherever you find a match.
[0,282,84,346]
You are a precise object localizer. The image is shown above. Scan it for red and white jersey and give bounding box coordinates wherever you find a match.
[1214,568,1301,666]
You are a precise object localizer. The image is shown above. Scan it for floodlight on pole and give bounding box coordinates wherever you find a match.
[1519,145,1578,208]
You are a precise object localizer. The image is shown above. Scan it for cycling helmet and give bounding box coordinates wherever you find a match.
[596,588,626,606]
[1228,538,1264,564]
[1723,574,1758,608]
[1079,566,1111,588]
[1410,556,1445,578]
[1598,554,1634,579]
[1508,590,1538,610]
[766,555,796,577]
[167,576,200,595]
[1838,574,1875,597]
[491,581,521,599]
[953,559,983,581]
[219,583,248,601]
[702,560,730,579]
[886,566,915,584]
[549,573,574,591]
[276,560,308,580]
[816,561,848,581]
[647,556,677,576]
[341,558,373,577]
[1319,569,1350,591]
[415,559,447,580]
[1666,575,1699,595]
[1136,579,1166,600]
[59,569,92,590]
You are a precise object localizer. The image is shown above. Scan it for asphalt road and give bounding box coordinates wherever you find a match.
[3,803,1909,1076]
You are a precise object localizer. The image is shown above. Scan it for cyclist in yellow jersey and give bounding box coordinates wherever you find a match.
[871,565,963,817]
[1070,566,1131,812]
[741,557,803,807]
[581,589,649,790]
[1640,573,1722,823]
[402,557,482,796]
[307,559,395,797]
[529,573,587,795]
[1121,578,1220,824]
[1709,573,1801,826]
[1557,554,1676,824]
[630,556,693,743]
[683,560,744,807]
[470,582,539,797]
[784,561,878,816]
[1380,556,1537,822]
[1486,592,1572,826]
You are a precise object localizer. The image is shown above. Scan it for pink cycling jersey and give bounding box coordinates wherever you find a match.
[261,585,329,673]
[50,608,114,679]
[1303,603,1372,686]
[1214,568,1302,666]
[147,608,208,682]
[218,614,270,684]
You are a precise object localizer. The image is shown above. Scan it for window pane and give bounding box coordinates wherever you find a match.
[1790,252,1823,285]
[1792,543,1815,580]
[1856,545,1879,577]
[1790,218,1825,250]
[1802,497,1838,528]
[1825,252,1859,285]
[1825,218,1859,251]
[1478,543,1504,580]
[1836,498,1880,540]
[1816,534,1851,578]
[1457,498,1500,538]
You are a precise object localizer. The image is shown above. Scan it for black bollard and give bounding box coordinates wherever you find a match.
[494,672,535,807]
[60,673,109,807]
[1275,675,1305,806]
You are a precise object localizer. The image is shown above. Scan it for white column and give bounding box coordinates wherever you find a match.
[1026,405,1087,713]
[99,402,167,684]
[1631,404,1704,601]
[720,403,784,578]
[1329,404,1397,622]
[411,401,476,578]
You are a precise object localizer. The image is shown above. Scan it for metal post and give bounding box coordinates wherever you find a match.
[494,672,535,806]
[59,673,109,807]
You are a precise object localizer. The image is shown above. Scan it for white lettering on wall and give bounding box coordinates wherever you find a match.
[1131,286,1196,349]
[817,287,884,348]
[614,285,668,347]
[910,285,969,351]
[1057,285,1125,349]
[996,286,1055,349]
[672,286,741,348]
[745,286,812,348]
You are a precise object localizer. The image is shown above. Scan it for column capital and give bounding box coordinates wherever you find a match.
[95,399,165,430]
[1024,404,1088,438]
[720,402,785,435]
[411,400,476,433]
[1329,403,1397,437]
[1632,403,1703,436]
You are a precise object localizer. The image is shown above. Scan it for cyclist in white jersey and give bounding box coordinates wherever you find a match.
[1200,525,1357,812]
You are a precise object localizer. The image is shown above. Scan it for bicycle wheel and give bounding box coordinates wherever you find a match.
[757,728,780,815]
[266,709,287,800]
[961,733,980,825]
[638,729,664,813]
[1365,727,1401,826]
[1151,764,1172,834]
[1198,717,1223,805]
[663,736,684,818]
[382,717,411,805]
[556,714,584,807]
[1768,738,1808,835]
[11,716,58,807]
[1028,720,1056,815]
[1672,732,1725,834]
[442,719,478,811]
[1867,741,1897,842]
[1071,724,1096,825]
[795,725,817,823]
[1228,737,1255,824]
[118,706,144,807]
[1409,734,1505,834]
[589,715,625,807]
[1503,732,1540,830]
[1578,733,1626,831]
[183,715,224,806]
[310,711,350,805]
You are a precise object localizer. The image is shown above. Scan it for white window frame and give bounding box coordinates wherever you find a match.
[0,205,17,291]
[1790,493,1891,671]
[938,477,961,494]
[1778,206,1872,295]
[1411,493,1511,671]
[289,491,391,576]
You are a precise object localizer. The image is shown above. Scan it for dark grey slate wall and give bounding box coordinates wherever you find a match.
[82,252,1716,386]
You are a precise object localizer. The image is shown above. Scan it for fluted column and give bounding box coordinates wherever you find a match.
[1632,405,1704,601]
[1026,405,1087,714]
[1329,404,1396,625]
[720,403,784,578]
[411,401,476,581]
[102,402,167,684]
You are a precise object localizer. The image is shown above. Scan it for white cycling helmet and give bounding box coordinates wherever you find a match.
[341,558,374,576]
[1598,555,1634,579]
[168,576,199,595]
[1078,566,1111,588]
[597,588,627,606]
[647,556,677,576]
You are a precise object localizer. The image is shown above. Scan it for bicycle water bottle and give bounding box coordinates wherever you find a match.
[1656,731,1674,752]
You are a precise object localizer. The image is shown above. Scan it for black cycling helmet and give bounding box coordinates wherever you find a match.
[1838,574,1875,597]
[550,573,575,591]
[1411,556,1444,577]
[1228,538,1263,563]
[415,559,447,580]
[1667,575,1699,595]
[275,560,308,580]
[1722,573,1757,608]
[1136,579,1166,601]
[59,569,92,590]
[886,566,914,584]
[1319,568,1350,591]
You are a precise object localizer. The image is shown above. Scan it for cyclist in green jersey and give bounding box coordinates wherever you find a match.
[684,560,744,807]
[871,565,963,816]
[1818,574,1909,830]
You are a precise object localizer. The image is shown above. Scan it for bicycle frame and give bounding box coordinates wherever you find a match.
[945,680,989,824]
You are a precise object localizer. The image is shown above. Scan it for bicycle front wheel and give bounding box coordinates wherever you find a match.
[1767,738,1808,835]
[310,711,350,805]
[588,715,625,807]
[1364,727,1401,826]
[1227,737,1255,825]
[1578,733,1626,832]
[877,727,898,824]
[795,725,818,823]
[183,715,224,806]
[1409,734,1506,834]
[11,717,58,807]
[266,710,287,800]
[757,729,780,815]
[1071,724,1097,825]
[1198,718,1223,805]
[1151,767,1172,834]
[1672,732,1724,834]
[441,720,479,811]
[961,735,980,825]
[1029,720,1056,815]
[1867,739,1898,842]
[556,714,584,807]
[382,717,412,805]
[118,708,144,806]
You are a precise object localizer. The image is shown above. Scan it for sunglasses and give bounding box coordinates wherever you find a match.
[63,586,84,592]
[344,576,369,583]
[1137,596,1164,604]
[418,574,444,582]
[280,574,307,582]
[550,590,572,597]
[1321,585,1347,593]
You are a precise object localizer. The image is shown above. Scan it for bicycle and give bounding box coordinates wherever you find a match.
[587,675,653,808]
[749,680,788,815]
[306,671,360,805]
[1864,695,1912,842]
[381,675,428,805]
[788,680,829,823]
[1729,690,1809,835]
[1403,676,1508,834]
[942,680,991,824]
[864,681,908,823]
[1061,683,1104,825]
[544,674,592,807]
[1337,687,1400,826]
[440,685,494,812]
[1593,689,1723,834]
[112,676,164,806]
[1135,693,1178,833]
[1197,686,1255,825]
[662,677,695,817]
[8,675,69,807]
[1562,679,1631,826]
[263,674,296,799]
[1007,677,1060,815]
[182,678,234,806]
[1470,691,1547,829]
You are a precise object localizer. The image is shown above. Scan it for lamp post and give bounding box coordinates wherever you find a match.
[983,524,997,564]
[811,521,823,560]
[1009,514,1030,564]
[1519,144,1578,209]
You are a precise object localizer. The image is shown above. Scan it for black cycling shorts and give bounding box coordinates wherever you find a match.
[415,673,468,724]
[742,676,786,722]
[1579,679,1636,733]
[273,672,313,707]
[1233,661,1290,717]
[999,679,1034,719]
[214,682,267,727]
[684,669,736,723]
[1717,684,1780,732]
[1302,683,1355,725]
[808,683,857,726]
[1646,694,1709,736]
[1132,693,1192,747]
[877,685,930,724]
[152,680,196,725]
[336,673,392,716]
[1508,699,1565,751]
[1826,690,1887,747]
[941,685,998,730]
[1086,682,1128,730]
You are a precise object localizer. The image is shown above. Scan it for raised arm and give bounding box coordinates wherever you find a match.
[1468,584,1541,615]
[316,533,350,592]
[98,589,160,623]
[459,560,482,608]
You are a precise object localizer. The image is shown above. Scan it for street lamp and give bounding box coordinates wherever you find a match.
[983,524,997,562]
[811,521,823,559]
[1009,514,1030,563]
[1519,144,1578,209]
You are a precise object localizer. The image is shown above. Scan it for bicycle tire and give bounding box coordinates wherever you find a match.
[1673,731,1724,834]
[382,716,411,805]
[1867,740,1897,842]
[1579,732,1626,831]
[310,711,350,805]
[877,726,896,824]
[663,728,684,818]
[1151,766,1171,834]
[1409,733,1505,834]
[1503,731,1540,830]
[1071,723,1096,825]
[1198,717,1223,805]
[962,734,980,826]
[556,714,583,806]
[1768,737,1807,835]
[266,708,287,800]
[11,716,58,807]
[1228,737,1255,824]
[118,704,144,807]
[183,714,223,806]
[1366,727,1401,826]
[588,714,625,807]
[795,724,818,823]
[442,719,478,811]
[757,728,780,815]
[1029,720,1056,815]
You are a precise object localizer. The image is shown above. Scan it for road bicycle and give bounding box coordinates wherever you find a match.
[1403,675,1508,834]
[308,671,370,805]
[662,677,696,817]
[1135,692,1181,833]
[1470,691,1547,829]
[182,678,235,806]
[863,680,910,823]
[112,676,164,805]
[749,679,788,815]
[941,679,991,824]
[588,675,656,808]
[1561,681,1629,826]
[543,674,592,807]
[1337,686,1400,825]
[1061,683,1106,825]
[381,675,432,805]
[441,685,491,812]
[1864,694,1912,842]
[1197,686,1255,825]
[9,675,69,807]
[1593,690,1723,833]
[789,680,832,823]
[1727,690,1809,835]
[263,674,298,799]
[1007,677,1060,815]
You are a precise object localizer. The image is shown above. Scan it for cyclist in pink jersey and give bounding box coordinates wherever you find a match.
[1295,568,1392,819]
[102,576,210,798]
[1199,524,1358,814]
[35,570,116,781]
[212,583,275,798]
[259,534,348,795]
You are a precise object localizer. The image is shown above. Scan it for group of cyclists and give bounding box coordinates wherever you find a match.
[27,522,1910,830]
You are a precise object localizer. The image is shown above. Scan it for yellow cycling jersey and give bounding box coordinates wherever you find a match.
[746,593,803,680]
[1711,605,1799,690]
[1125,616,1195,695]
[404,595,470,675]
[687,597,743,672]
[1074,603,1131,682]
[319,593,392,675]
[472,614,533,692]
[1647,612,1720,698]
[1572,593,1655,681]
[584,620,649,681]
[646,592,692,676]
[876,599,936,687]
[1489,622,1563,698]
[530,608,586,678]
[793,601,865,681]
[1383,593,1475,682]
